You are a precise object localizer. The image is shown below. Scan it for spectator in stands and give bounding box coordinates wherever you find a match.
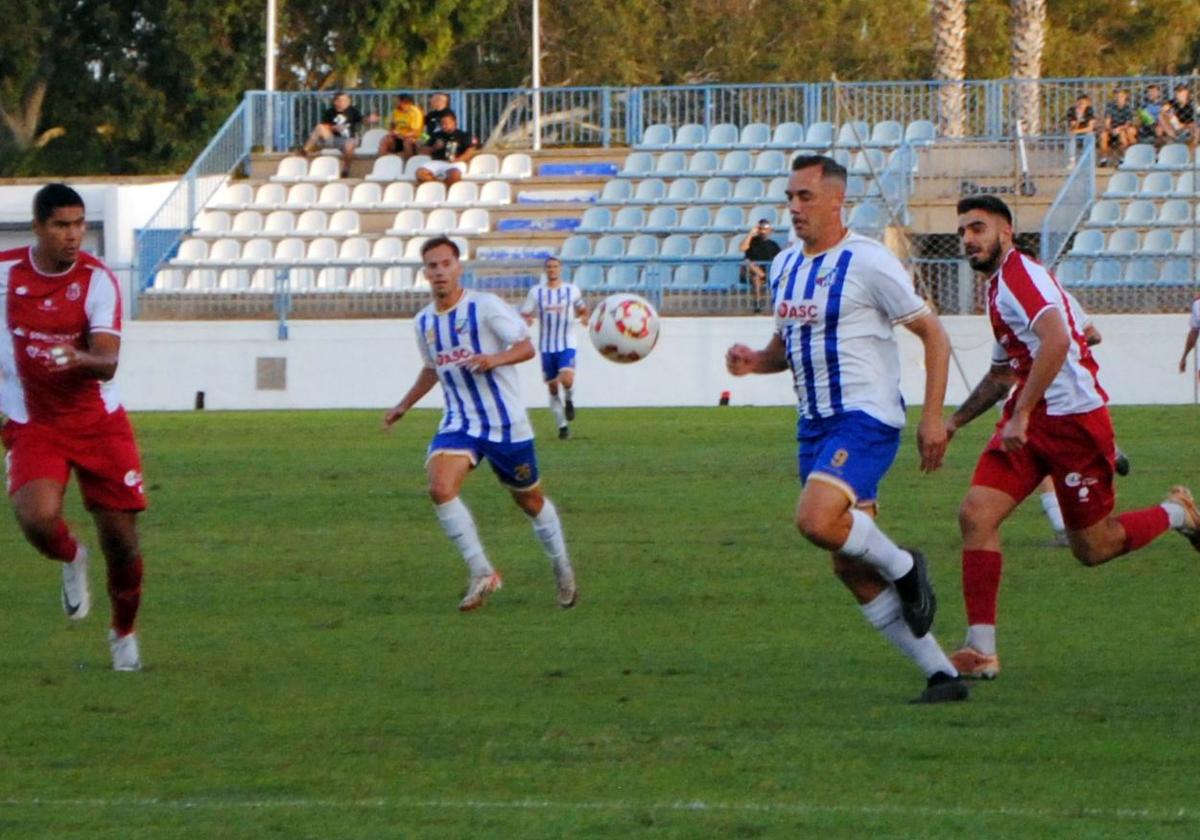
[1065,94,1095,138]
[1099,89,1137,166]
[423,92,453,142]
[377,93,425,160]
[302,91,363,178]
[1136,84,1166,144]
[1161,83,1196,150]
[416,112,479,185]
[739,219,781,313]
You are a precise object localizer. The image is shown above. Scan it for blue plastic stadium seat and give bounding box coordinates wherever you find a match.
[618,152,654,178]
[1118,144,1156,170]
[671,123,706,149]
[866,120,904,148]
[753,150,787,175]
[1101,171,1139,199]
[1152,144,1191,170]
[678,205,712,232]
[1171,171,1195,197]
[639,123,673,149]
[610,206,646,233]
[633,178,666,202]
[597,180,632,204]
[1068,229,1104,255]
[627,234,659,259]
[1117,200,1156,228]
[587,234,626,262]
[720,151,754,177]
[769,122,804,148]
[1139,229,1174,255]
[559,235,592,259]
[573,264,605,289]
[904,120,936,145]
[1160,258,1192,286]
[672,263,707,289]
[834,121,870,148]
[660,234,692,260]
[654,151,688,178]
[1121,256,1159,285]
[1154,200,1191,228]
[737,123,771,148]
[712,206,745,233]
[576,206,612,233]
[732,178,765,203]
[1084,200,1120,227]
[664,179,699,203]
[1054,258,1088,286]
[702,123,739,149]
[645,205,679,233]
[1138,171,1172,197]
[1101,229,1140,255]
[687,151,721,177]
[708,262,742,289]
[692,177,732,204]
[799,122,835,149]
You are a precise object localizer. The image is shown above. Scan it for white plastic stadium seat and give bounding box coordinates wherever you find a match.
[387,209,425,236]
[687,151,721,177]
[413,182,447,206]
[645,206,679,232]
[1084,200,1120,227]
[1102,229,1139,255]
[904,120,936,145]
[230,211,264,237]
[653,151,687,177]
[444,181,479,207]
[294,209,328,235]
[559,235,591,259]
[732,178,765,202]
[800,122,835,149]
[328,209,360,235]
[282,183,317,209]
[350,182,382,208]
[315,182,350,209]
[633,179,666,202]
[850,149,886,176]
[366,155,405,182]
[380,182,414,208]
[753,150,786,175]
[1156,200,1191,228]
[619,152,654,178]
[262,210,295,237]
[720,151,754,177]
[270,155,308,183]
[403,155,432,179]
[274,237,307,263]
[478,181,511,206]
[499,153,533,179]
[211,183,253,209]
[358,128,388,157]
[597,180,632,204]
[611,207,646,233]
[1068,229,1104,256]
[867,120,904,148]
[1153,143,1191,170]
[173,238,209,263]
[678,206,711,232]
[465,153,500,180]
[1117,200,1155,228]
[195,210,231,235]
[712,205,745,233]
[590,235,625,261]
[835,121,870,148]
[455,208,490,234]
[1139,229,1174,255]
[627,234,658,258]
[1101,172,1139,199]
[664,179,698,203]
[423,208,458,235]
[1171,171,1195,196]
[303,156,342,182]
[696,177,732,204]
[660,234,691,259]
[577,207,611,233]
[371,237,404,262]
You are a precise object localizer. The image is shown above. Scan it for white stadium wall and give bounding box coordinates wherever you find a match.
[115,315,1198,412]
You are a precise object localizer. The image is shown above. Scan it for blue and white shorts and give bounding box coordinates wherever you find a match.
[539,349,576,383]
[427,431,540,490]
[797,410,901,505]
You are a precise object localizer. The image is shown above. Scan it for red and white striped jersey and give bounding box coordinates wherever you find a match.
[0,247,124,429]
[986,249,1107,416]
[1189,296,1200,331]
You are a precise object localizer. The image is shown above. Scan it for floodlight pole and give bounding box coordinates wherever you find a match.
[532,0,542,151]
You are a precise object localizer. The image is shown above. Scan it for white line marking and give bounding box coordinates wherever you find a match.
[0,797,1195,823]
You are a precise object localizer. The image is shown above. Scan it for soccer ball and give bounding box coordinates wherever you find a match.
[589,293,660,363]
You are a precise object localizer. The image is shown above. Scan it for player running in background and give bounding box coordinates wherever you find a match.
[726,155,967,704]
[1179,294,1200,377]
[947,195,1200,680]
[520,257,589,440]
[0,183,146,671]
[384,237,577,610]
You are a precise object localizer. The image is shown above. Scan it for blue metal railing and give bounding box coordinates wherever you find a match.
[1040,134,1096,266]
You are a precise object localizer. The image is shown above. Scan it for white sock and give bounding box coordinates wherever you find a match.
[549,392,566,428]
[564,385,574,402]
[435,497,492,577]
[1041,491,1066,532]
[533,498,572,574]
[839,509,914,581]
[860,588,957,678]
[1161,501,1187,529]
[965,624,997,656]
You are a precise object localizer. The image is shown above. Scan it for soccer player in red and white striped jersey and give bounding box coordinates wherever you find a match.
[0,184,146,671]
[944,195,1200,680]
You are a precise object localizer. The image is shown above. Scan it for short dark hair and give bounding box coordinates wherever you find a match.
[1077,93,1090,101]
[791,154,847,183]
[544,256,560,265]
[33,183,84,224]
[397,92,413,102]
[1176,83,1189,92]
[439,110,457,122]
[956,195,1013,226]
[1148,83,1161,91]
[420,235,460,259]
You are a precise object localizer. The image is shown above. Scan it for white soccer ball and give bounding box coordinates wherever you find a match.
[589,293,660,364]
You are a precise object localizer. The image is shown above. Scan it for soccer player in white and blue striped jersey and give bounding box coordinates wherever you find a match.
[726,155,966,703]
[384,237,577,611]
[520,257,589,439]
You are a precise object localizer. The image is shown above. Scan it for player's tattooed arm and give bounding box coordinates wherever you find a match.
[946,365,1016,437]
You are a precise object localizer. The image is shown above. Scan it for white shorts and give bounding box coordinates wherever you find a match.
[418,161,468,179]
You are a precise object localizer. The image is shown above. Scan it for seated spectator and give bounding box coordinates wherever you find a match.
[423,92,453,143]
[739,219,781,313]
[302,91,363,178]
[1136,84,1165,144]
[1099,89,1137,165]
[1065,94,1095,137]
[416,111,479,185]
[377,93,425,160]
[1161,83,1196,149]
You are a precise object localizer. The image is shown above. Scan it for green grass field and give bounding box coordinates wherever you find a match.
[0,405,1197,838]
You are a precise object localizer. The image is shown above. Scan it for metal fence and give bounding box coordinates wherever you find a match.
[1040,134,1096,266]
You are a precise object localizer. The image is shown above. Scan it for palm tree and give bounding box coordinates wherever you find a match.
[1011,0,1046,135]
[931,0,967,138]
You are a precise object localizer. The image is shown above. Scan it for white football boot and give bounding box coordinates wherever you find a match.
[109,629,142,672]
[458,572,502,611]
[61,545,91,621]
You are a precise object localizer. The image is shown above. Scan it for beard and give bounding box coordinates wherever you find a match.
[966,242,1003,274]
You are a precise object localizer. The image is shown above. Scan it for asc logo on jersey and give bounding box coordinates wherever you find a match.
[777,301,822,323]
[436,347,473,367]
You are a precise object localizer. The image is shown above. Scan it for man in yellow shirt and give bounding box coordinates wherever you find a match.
[377,93,425,160]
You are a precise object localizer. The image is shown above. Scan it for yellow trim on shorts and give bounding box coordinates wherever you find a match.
[425,448,478,468]
[806,471,864,506]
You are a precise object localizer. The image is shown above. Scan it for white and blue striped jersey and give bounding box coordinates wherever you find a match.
[415,289,533,443]
[520,283,586,353]
[769,232,930,429]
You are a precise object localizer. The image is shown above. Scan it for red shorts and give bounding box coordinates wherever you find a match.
[971,406,1115,530]
[2,412,147,512]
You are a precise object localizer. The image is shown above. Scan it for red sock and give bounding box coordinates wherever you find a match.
[107,554,143,636]
[45,521,79,563]
[962,549,1003,626]
[1117,506,1171,555]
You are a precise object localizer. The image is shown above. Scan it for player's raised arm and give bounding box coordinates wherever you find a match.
[383,366,440,429]
[902,312,950,472]
[726,333,787,376]
[46,331,120,380]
